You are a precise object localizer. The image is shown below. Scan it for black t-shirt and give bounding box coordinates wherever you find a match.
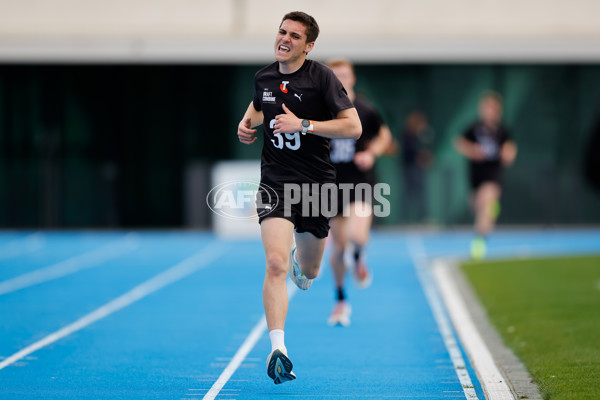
[329,96,383,185]
[253,60,354,189]
[464,122,510,168]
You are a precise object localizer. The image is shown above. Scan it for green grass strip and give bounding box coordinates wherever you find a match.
[462,255,600,400]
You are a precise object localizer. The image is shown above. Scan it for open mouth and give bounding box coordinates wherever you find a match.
[278,45,291,53]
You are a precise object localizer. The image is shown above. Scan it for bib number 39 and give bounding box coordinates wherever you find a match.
[270,119,301,150]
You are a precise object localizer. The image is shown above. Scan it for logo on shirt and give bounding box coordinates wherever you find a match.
[280,81,289,93]
[263,90,276,104]
[475,125,500,160]
[294,93,303,102]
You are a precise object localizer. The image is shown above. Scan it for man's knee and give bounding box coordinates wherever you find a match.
[348,231,369,247]
[302,264,320,279]
[330,248,344,263]
[265,253,289,278]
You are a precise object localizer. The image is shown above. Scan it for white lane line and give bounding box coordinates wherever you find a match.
[407,236,479,400]
[0,233,140,296]
[0,242,228,371]
[203,281,298,400]
[0,233,45,261]
[432,258,515,400]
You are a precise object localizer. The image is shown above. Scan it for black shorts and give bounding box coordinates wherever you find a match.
[334,166,375,214]
[255,185,332,239]
[469,164,501,190]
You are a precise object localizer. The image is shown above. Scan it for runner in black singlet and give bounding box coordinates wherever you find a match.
[325,59,392,327]
[455,91,517,260]
[237,12,362,384]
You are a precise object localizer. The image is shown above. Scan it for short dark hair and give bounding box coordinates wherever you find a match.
[280,11,320,43]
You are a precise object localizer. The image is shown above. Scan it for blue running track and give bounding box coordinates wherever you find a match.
[1,229,599,399]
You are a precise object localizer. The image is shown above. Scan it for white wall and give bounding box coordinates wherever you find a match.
[0,0,599,62]
[0,1,235,36]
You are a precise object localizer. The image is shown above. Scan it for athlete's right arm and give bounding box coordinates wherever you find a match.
[500,140,517,167]
[454,137,485,162]
[238,102,264,145]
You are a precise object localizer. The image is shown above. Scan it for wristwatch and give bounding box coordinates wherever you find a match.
[301,119,314,135]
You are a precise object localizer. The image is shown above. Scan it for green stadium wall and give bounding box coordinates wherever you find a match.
[0,64,599,228]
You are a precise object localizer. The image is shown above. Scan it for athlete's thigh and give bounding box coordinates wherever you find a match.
[328,216,347,253]
[294,230,327,266]
[261,217,295,260]
[477,182,501,204]
[346,201,373,235]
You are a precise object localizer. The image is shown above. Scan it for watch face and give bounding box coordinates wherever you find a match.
[302,119,310,128]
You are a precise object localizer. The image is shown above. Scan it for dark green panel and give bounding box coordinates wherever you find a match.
[0,65,236,228]
[425,66,497,225]
[354,65,428,225]
[230,65,264,160]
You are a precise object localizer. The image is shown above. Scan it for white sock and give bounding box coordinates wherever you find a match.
[269,329,286,353]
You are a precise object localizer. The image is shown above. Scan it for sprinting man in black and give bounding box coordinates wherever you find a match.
[237,11,361,384]
[325,59,392,327]
[454,91,517,259]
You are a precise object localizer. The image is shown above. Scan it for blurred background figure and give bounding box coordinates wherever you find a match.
[454,91,517,260]
[326,59,392,327]
[400,110,433,224]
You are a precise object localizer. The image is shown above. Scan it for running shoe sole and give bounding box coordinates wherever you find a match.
[266,349,296,384]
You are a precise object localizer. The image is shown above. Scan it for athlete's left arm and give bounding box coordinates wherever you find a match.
[354,125,393,171]
[273,104,361,139]
[500,140,517,167]
[367,124,393,157]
